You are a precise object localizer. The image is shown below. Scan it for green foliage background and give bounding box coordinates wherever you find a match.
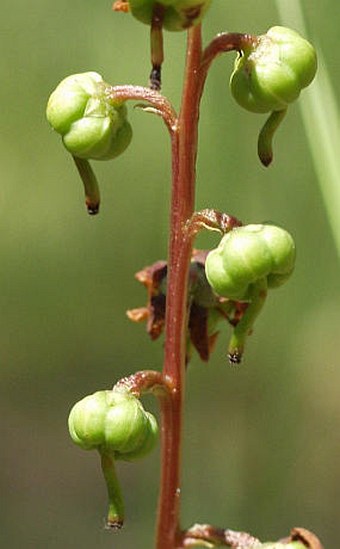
[1,1,339,547]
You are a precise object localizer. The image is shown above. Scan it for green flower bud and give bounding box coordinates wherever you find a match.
[230,26,317,113]
[46,72,132,160]
[68,389,158,460]
[205,224,296,301]
[128,0,212,32]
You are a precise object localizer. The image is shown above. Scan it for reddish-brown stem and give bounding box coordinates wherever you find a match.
[113,369,172,399]
[155,25,203,549]
[110,29,278,549]
[154,28,256,549]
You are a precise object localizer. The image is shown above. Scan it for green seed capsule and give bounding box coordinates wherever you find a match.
[205,224,296,301]
[68,390,158,460]
[230,26,317,113]
[46,72,132,160]
[128,0,212,31]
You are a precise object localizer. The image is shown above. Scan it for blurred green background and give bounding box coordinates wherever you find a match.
[1,1,339,547]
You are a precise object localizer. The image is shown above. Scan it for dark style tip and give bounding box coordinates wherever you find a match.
[228,351,242,365]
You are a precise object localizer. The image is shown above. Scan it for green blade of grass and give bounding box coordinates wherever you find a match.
[275,0,340,259]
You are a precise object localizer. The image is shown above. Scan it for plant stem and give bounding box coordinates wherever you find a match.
[113,369,173,400]
[107,85,177,133]
[155,25,203,549]
[155,28,272,549]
